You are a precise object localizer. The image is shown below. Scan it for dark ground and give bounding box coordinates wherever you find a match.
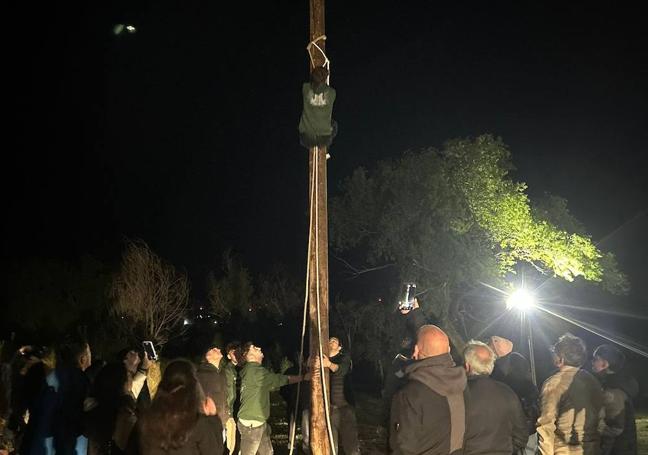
[268,391,388,455]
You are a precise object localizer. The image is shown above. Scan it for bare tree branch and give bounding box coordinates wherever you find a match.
[110,240,189,348]
[331,255,395,279]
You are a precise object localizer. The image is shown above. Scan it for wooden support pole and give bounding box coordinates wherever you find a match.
[307,1,331,455]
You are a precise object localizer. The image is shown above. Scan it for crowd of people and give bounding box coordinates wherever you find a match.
[0,334,360,455]
[389,302,639,455]
[0,301,641,455]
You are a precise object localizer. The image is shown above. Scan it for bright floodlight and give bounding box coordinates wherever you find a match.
[506,288,536,311]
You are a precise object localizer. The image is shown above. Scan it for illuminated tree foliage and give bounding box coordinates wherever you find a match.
[331,135,627,344]
[445,135,624,288]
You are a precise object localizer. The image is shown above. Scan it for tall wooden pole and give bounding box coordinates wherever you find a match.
[307,0,331,454]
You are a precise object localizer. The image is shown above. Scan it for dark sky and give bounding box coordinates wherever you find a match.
[5,1,647,301]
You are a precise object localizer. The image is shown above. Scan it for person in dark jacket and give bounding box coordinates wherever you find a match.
[84,363,137,455]
[121,348,152,412]
[390,325,467,455]
[139,359,220,455]
[462,341,528,455]
[54,340,92,455]
[298,66,337,148]
[196,345,227,448]
[18,348,59,455]
[488,336,539,454]
[383,298,446,445]
[489,336,515,382]
[321,337,359,455]
[223,342,240,455]
[592,344,638,455]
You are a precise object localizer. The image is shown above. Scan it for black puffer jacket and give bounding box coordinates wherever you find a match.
[390,353,467,455]
[464,375,528,455]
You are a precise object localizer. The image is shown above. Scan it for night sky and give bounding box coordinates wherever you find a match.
[5,2,647,304]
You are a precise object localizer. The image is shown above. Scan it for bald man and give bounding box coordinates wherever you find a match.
[462,341,528,455]
[390,325,467,455]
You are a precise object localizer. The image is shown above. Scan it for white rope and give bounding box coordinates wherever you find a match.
[313,145,337,455]
[288,146,337,455]
[307,35,331,85]
[288,142,316,455]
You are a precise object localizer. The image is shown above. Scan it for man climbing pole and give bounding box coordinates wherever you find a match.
[299,65,337,149]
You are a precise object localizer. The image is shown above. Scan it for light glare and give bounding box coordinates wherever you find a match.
[506,288,535,311]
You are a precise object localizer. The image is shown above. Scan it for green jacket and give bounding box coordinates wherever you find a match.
[238,362,289,423]
[222,361,237,416]
[298,82,336,139]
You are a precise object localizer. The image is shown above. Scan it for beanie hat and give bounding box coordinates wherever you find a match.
[489,336,513,358]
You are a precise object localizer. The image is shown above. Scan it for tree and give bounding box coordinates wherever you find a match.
[256,265,303,321]
[331,298,404,383]
[110,240,189,348]
[445,136,625,290]
[206,250,255,320]
[331,135,628,347]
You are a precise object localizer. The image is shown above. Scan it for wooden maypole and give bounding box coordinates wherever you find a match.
[307,0,331,454]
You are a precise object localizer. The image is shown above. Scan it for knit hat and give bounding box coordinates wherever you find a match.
[489,336,513,358]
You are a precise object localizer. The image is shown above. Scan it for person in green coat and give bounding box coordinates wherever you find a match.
[299,66,337,148]
[237,343,303,455]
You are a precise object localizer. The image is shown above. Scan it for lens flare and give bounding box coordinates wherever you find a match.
[506,288,536,311]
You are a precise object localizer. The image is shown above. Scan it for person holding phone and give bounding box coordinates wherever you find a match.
[390,325,467,455]
[122,346,152,410]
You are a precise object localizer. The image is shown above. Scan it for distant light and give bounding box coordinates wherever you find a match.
[183,319,190,326]
[213,320,218,325]
[113,24,137,36]
[506,288,536,312]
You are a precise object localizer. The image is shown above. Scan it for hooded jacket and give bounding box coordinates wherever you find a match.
[390,353,467,455]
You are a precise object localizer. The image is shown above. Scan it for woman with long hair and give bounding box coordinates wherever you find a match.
[139,359,219,455]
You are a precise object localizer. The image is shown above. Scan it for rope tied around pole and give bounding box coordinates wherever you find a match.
[307,35,331,85]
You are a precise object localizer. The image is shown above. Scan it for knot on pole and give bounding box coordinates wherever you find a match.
[307,35,331,83]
